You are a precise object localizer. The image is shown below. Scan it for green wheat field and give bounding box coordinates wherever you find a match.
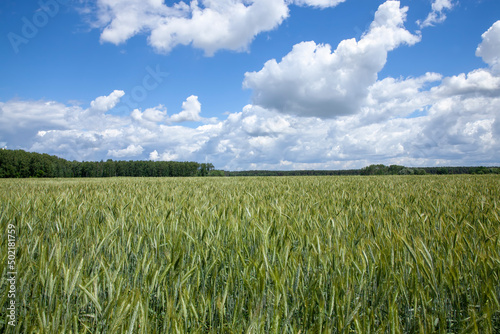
[1,175,499,333]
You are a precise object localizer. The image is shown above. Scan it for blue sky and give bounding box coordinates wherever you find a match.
[1,0,499,170]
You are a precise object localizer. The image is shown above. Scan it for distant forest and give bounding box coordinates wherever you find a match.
[0,149,221,178]
[226,164,500,176]
[0,149,498,178]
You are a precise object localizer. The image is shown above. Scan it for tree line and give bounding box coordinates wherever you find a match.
[359,164,500,175]
[225,164,500,176]
[1,149,498,178]
[0,149,222,178]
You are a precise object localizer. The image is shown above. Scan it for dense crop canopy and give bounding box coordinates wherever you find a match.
[1,176,499,333]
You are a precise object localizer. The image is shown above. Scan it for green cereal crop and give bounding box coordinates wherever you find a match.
[1,175,499,333]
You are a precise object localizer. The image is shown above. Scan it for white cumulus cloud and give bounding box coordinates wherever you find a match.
[107,144,144,158]
[91,0,290,55]
[430,69,500,97]
[89,90,125,112]
[418,0,454,28]
[476,21,500,74]
[149,149,160,161]
[86,0,350,55]
[243,0,421,118]
[170,95,202,123]
[292,0,346,8]
[168,95,217,124]
[149,0,290,55]
[131,105,168,125]
[0,100,74,149]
